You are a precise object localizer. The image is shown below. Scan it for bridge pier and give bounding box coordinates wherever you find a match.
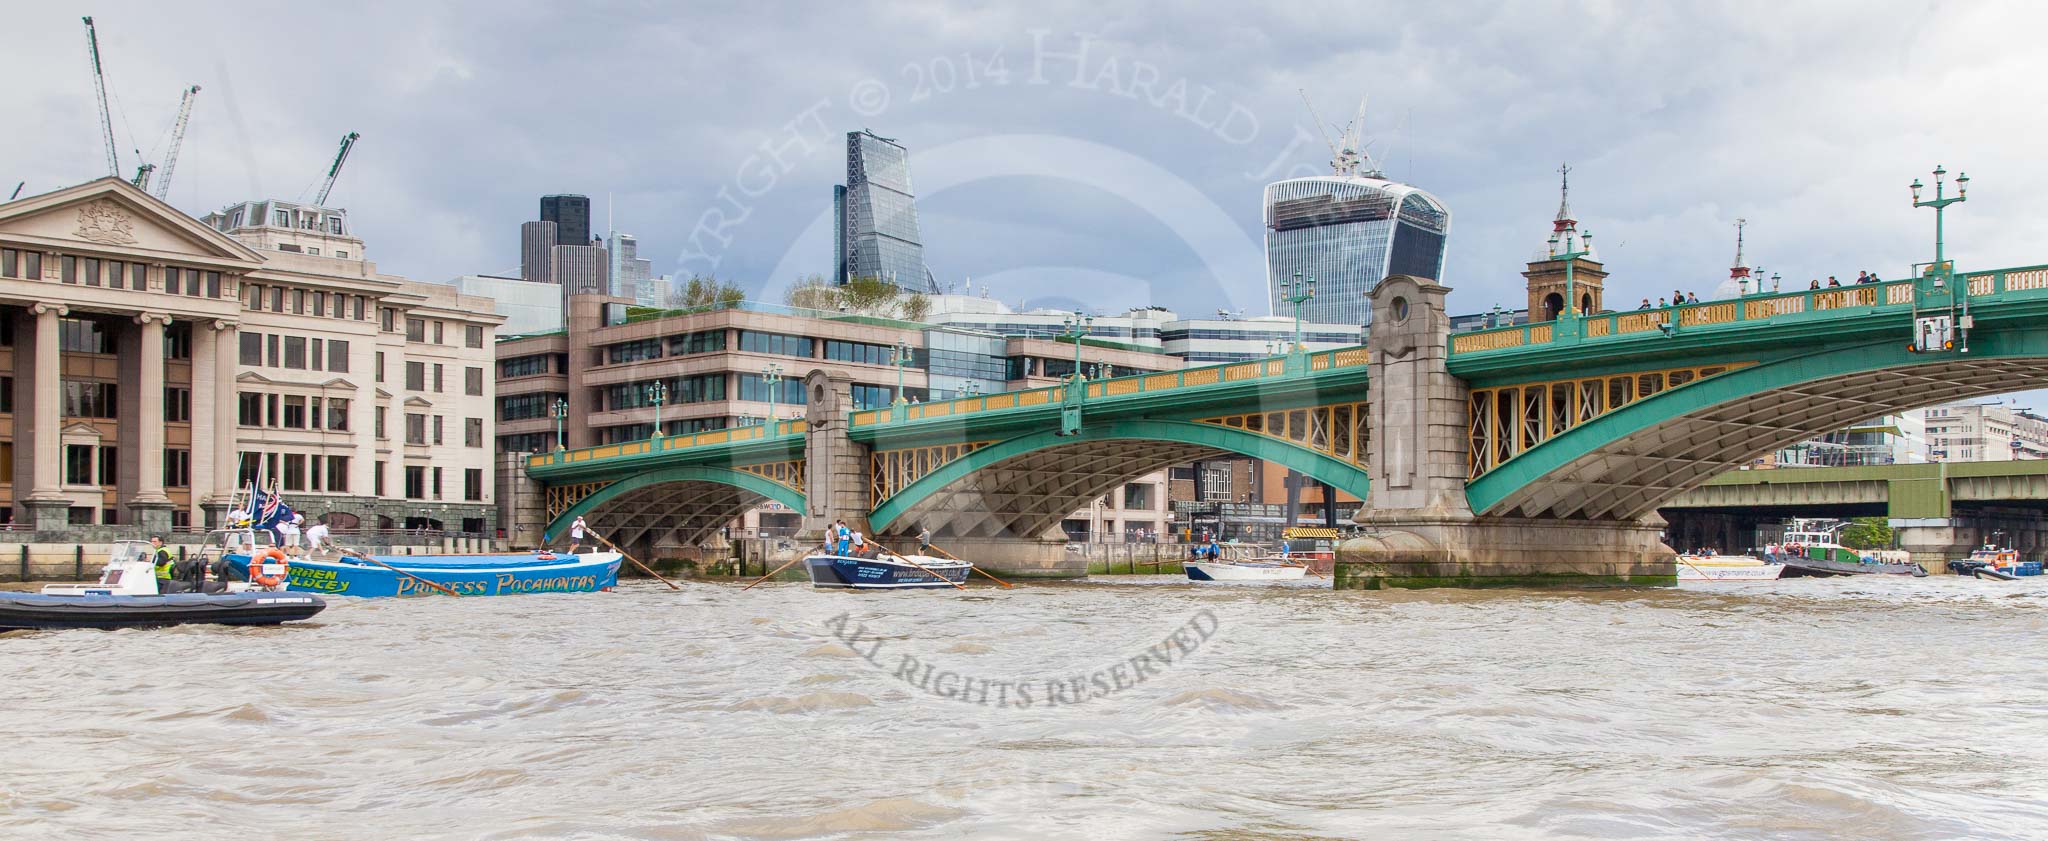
[801,369,875,542]
[1336,275,1677,589]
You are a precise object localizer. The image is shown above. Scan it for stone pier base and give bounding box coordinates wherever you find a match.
[1334,516,1676,590]
[925,538,1086,580]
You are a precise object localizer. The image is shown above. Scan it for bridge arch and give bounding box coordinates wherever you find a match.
[1467,329,2048,521]
[869,419,1372,538]
[544,466,805,551]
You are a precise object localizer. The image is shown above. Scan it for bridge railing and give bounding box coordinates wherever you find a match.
[847,346,1372,427]
[1449,264,2048,355]
[526,419,808,470]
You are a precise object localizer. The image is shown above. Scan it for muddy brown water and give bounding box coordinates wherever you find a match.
[4,575,2046,839]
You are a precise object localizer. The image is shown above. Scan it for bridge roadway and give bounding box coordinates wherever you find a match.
[518,263,2048,587]
[1659,460,2048,563]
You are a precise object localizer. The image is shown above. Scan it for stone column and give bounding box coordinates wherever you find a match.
[21,303,69,531]
[189,321,218,523]
[799,368,872,540]
[123,313,174,533]
[206,321,241,520]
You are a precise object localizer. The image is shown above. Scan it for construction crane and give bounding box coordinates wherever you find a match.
[152,85,201,199]
[313,132,360,206]
[81,17,120,178]
[131,163,155,191]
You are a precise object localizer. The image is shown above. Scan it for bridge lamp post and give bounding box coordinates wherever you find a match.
[1546,228,1593,338]
[892,341,914,406]
[1911,165,1969,269]
[644,380,668,440]
[1280,272,1315,351]
[1060,315,1094,382]
[552,398,569,451]
[761,364,784,435]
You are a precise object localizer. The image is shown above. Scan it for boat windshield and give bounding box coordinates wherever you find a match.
[107,541,151,565]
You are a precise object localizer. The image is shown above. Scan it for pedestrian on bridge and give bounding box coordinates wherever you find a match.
[1638,298,1651,310]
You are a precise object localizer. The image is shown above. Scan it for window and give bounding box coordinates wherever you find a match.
[738,330,809,357]
[166,267,182,295]
[432,467,443,499]
[70,507,95,526]
[293,289,306,314]
[432,415,444,445]
[238,392,263,426]
[824,340,898,366]
[738,374,805,405]
[849,384,903,410]
[62,381,119,418]
[164,387,192,422]
[337,251,349,260]
[5,250,42,280]
[271,287,285,312]
[246,284,262,310]
[81,257,100,287]
[381,307,397,332]
[404,466,425,499]
[375,461,387,496]
[61,255,76,283]
[310,338,324,371]
[354,296,366,320]
[98,446,119,486]
[132,263,146,290]
[0,442,11,476]
[59,318,112,353]
[464,468,484,502]
[164,449,191,488]
[433,322,445,344]
[283,396,307,429]
[465,367,484,396]
[327,456,350,492]
[500,355,551,377]
[284,336,307,369]
[163,324,191,359]
[310,453,323,490]
[405,318,426,342]
[267,394,279,427]
[374,351,385,383]
[499,393,559,421]
[465,417,483,448]
[268,334,280,367]
[106,260,124,289]
[327,398,350,431]
[405,362,425,391]
[308,247,320,257]
[0,248,15,277]
[236,332,266,365]
[405,413,426,444]
[329,217,344,235]
[328,339,349,372]
[0,377,11,413]
[465,325,484,348]
[607,339,663,364]
[314,292,327,317]
[375,407,387,439]
[65,445,94,484]
[278,243,301,254]
[283,454,306,491]
[274,209,289,227]
[668,330,725,356]
[206,271,221,298]
[433,364,444,393]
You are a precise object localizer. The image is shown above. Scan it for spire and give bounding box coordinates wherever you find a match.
[1553,163,1575,232]
[1729,218,1751,280]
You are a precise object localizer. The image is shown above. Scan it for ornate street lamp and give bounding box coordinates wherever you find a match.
[1280,272,1316,351]
[761,363,784,434]
[1911,164,1969,269]
[1546,226,1594,335]
[1059,314,1094,382]
[892,341,913,405]
[552,398,569,451]
[645,380,668,440]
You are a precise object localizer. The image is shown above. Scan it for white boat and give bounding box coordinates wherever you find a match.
[1675,554,1785,582]
[1184,557,1308,582]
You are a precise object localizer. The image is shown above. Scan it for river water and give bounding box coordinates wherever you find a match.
[4,575,2047,840]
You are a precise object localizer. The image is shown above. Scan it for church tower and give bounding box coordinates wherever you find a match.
[1522,164,1607,321]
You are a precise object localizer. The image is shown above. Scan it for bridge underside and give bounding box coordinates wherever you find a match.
[580,480,774,551]
[887,440,1231,540]
[1488,357,2048,521]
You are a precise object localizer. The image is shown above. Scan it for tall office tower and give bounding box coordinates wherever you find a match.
[1263,99,1450,326]
[832,185,848,283]
[541,194,591,247]
[520,220,558,283]
[841,130,937,290]
[608,232,652,299]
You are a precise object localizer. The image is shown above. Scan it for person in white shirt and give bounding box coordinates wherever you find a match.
[569,516,589,553]
[277,515,302,555]
[305,517,332,555]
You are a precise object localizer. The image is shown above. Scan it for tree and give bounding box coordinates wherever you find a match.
[838,275,901,316]
[784,274,839,311]
[780,274,932,322]
[1839,516,1894,550]
[672,275,745,309]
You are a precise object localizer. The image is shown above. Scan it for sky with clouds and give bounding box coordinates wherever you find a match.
[6,1,2046,404]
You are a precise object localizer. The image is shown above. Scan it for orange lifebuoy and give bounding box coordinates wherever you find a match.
[250,547,290,588]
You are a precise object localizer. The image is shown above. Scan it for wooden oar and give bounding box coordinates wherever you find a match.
[744,553,811,590]
[874,543,967,590]
[588,530,682,590]
[334,544,464,597]
[922,543,1012,588]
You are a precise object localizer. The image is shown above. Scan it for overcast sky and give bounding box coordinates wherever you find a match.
[7,2,2047,403]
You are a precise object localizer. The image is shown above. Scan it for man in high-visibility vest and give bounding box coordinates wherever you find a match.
[149,536,195,594]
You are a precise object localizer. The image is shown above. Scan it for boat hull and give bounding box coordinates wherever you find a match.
[1777,558,1927,578]
[227,552,623,597]
[803,554,971,589]
[1676,556,1786,582]
[1185,561,1308,581]
[0,591,326,632]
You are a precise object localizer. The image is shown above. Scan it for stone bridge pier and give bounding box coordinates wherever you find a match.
[1335,276,1676,589]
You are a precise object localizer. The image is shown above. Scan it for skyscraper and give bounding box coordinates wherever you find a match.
[840,130,936,290]
[1263,176,1450,326]
[541,194,592,246]
[519,220,557,283]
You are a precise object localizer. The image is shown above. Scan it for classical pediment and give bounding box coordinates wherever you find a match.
[0,177,265,267]
[59,422,106,441]
[236,371,277,385]
[403,396,434,408]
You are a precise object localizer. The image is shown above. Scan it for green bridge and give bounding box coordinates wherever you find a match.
[520,263,2048,586]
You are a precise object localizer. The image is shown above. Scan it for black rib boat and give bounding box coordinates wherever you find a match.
[0,591,327,632]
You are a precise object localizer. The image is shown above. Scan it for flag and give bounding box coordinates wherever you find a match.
[253,484,296,531]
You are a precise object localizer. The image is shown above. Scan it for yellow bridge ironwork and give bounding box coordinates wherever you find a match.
[1467,362,1754,479]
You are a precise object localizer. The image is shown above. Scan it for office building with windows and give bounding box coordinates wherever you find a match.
[540,195,592,247]
[1924,399,2048,462]
[1263,175,1451,325]
[0,177,502,536]
[839,130,936,290]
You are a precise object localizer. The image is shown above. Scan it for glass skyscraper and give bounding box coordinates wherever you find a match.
[839,130,935,290]
[540,194,591,246]
[1264,176,1451,326]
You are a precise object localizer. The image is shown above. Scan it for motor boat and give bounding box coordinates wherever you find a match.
[1,540,325,632]
[1675,554,1785,582]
